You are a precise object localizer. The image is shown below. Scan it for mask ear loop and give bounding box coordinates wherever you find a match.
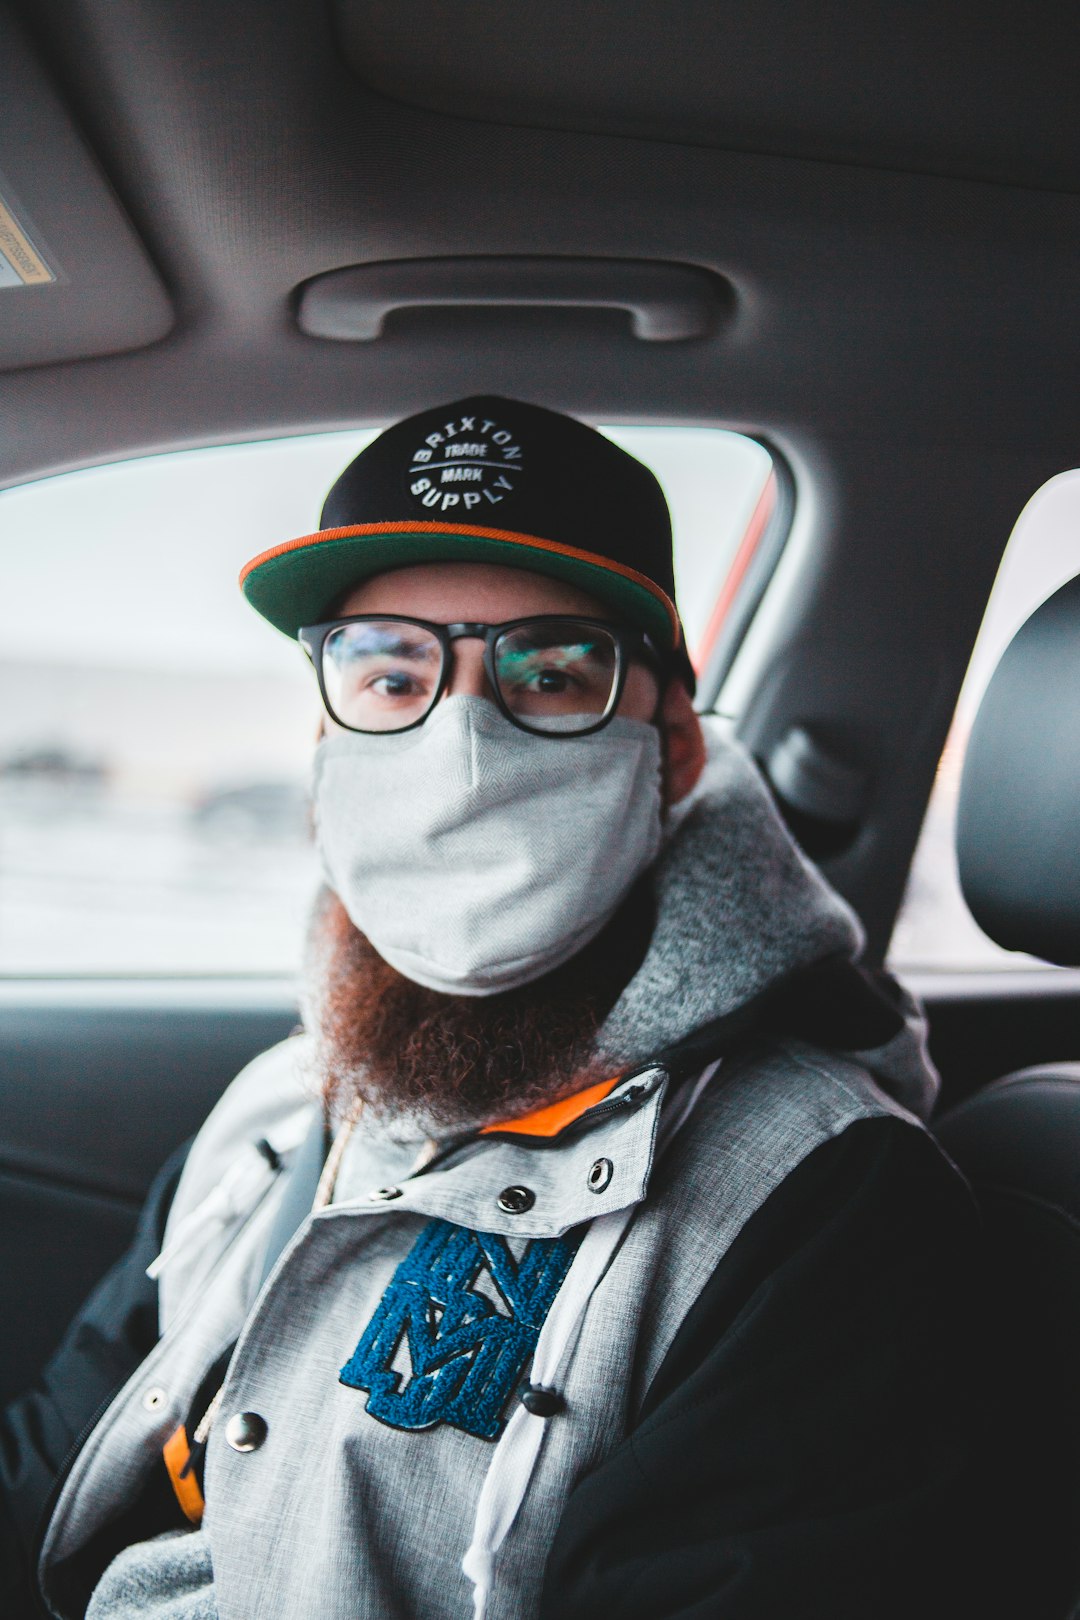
[647,668,668,728]
[651,667,685,815]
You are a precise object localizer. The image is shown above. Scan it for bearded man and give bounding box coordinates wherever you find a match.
[3,398,1016,1619]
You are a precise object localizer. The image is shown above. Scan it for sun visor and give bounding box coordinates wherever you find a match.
[0,9,173,372]
[956,574,1080,966]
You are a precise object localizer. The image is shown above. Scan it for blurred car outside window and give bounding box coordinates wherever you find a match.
[889,468,1080,973]
[0,426,774,976]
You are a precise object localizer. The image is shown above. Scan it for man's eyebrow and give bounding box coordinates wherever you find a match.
[503,631,605,656]
[342,630,440,660]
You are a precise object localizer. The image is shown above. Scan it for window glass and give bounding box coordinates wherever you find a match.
[889,468,1080,972]
[0,426,774,975]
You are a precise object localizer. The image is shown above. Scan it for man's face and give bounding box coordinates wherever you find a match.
[326,559,662,732]
[306,556,705,1126]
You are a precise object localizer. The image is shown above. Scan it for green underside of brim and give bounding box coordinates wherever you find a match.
[242,530,678,651]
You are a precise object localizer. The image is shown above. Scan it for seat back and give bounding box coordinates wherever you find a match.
[934,575,1080,1615]
[935,1072,1080,1616]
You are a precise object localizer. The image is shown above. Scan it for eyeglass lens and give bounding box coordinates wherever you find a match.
[320,619,620,735]
[493,621,618,733]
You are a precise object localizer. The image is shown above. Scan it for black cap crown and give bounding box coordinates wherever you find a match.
[242,394,690,683]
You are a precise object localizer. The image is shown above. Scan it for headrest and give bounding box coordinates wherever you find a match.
[956,574,1080,966]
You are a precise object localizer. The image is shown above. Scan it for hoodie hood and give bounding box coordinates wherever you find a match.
[596,721,939,1120]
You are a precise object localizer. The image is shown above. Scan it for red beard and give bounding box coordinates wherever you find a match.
[302,883,654,1129]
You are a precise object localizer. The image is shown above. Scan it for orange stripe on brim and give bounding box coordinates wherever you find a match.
[479,1075,621,1139]
[239,522,682,649]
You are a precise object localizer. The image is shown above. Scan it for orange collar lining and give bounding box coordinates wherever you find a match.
[479,1075,622,1140]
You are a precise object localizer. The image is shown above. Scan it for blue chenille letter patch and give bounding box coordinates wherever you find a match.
[339,1219,580,1440]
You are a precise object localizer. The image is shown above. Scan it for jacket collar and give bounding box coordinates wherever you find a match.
[326,1066,668,1240]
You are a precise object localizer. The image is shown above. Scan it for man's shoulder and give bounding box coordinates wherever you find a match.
[546,1104,991,1620]
[671,1035,928,1205]
[624,1040,951,1398]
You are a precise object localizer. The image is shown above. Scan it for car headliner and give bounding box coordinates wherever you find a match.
[2,0,1077,955]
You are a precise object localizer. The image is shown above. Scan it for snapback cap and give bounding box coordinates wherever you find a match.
[240,394,692,684]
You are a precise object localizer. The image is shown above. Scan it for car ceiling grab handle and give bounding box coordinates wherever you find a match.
[295,257,726,343]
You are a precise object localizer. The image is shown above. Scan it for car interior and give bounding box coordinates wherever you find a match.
[3,0,1080,1608]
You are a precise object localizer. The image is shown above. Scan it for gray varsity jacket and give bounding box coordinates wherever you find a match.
[36,730,946,1620]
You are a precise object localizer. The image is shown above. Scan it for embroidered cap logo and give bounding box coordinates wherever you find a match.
[339,1219,580,1440]
[406,413,524,517]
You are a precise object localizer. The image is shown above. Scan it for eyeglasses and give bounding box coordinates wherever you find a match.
[298,614,662,737]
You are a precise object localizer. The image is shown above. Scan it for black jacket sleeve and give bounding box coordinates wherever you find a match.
[0,1143,187,1617]
[542,1117,1026,1620]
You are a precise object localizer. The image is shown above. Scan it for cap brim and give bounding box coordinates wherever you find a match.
[240,522,683,653]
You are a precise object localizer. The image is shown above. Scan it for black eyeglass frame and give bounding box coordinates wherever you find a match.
[297,613,665,738]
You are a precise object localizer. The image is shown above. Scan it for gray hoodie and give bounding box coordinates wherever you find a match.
[51,729,938,1620]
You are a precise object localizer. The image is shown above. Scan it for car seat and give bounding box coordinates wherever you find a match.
[933,573,1080,1617]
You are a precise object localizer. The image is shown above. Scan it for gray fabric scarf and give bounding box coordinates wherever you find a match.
[597,722,938,1119]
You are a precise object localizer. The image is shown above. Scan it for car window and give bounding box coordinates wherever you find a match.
[0,426,775,975]
[889,468,1080,972]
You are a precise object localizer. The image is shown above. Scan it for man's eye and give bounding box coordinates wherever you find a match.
[532,667,572,694]
[503,657,583,693]
[368,669,423,698]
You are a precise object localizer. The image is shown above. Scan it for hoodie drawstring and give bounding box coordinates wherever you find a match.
[462,1059,721,1619]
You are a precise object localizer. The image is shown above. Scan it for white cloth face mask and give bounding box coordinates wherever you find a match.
[312,695,663,996]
